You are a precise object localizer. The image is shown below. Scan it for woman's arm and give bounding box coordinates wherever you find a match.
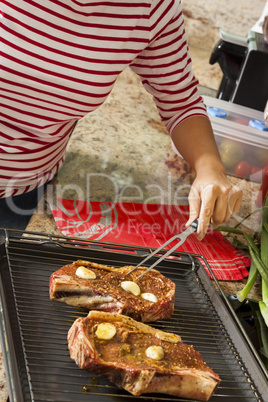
[130,0,242,239]
[172,115,243,240]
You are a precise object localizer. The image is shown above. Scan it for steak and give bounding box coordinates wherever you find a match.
[68,311,220,401]
[49,260,175,322]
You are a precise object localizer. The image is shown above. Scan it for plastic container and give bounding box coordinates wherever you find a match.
[203,96,268,181]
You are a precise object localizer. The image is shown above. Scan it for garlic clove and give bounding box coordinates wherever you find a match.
[76,266,96,280]
[121,281,140,296]
[95,322,116,340]
[146,345,164,360]
[141,293,158,303]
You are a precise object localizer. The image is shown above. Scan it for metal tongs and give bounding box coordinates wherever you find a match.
[127,218,199,279]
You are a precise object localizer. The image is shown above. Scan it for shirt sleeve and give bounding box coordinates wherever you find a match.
[129,0,208,136]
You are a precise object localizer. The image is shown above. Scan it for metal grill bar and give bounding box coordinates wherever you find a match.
[0,230,267,402]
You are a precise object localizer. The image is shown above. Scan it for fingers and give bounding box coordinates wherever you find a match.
[197,185,216,240]
[212,185,242,227]
[187,185,213,240]
[186,185,201,225]
[187,181,242,241]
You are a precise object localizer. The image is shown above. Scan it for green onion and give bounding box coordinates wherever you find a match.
[236,261,258,302]
[243,235,268,289]
[260,196,268,332]
[259,301,268,328]
[218,197,268,335]
[262,279,268,306]
[261,196,268,268]
[215,226,244,235]
[256,309,268,366]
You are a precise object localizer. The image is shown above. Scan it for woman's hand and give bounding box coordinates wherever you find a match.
[186,168,242,240]
[171,115,243,240]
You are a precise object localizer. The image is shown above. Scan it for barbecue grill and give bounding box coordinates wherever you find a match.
[0,229,268,402]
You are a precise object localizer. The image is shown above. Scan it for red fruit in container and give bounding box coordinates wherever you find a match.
[234,161,251,178]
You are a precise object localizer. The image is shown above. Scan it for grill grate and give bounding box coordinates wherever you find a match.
[0,230,267,402]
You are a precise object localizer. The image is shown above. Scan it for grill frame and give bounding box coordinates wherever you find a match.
[0,229,268,402]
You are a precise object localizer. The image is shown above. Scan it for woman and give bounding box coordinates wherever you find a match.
[0,0,242,236]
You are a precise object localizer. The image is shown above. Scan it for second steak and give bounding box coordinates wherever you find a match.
[68,311,220,401]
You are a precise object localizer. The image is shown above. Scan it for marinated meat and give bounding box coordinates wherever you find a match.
[68,311,220,401]
[49,260,175,322]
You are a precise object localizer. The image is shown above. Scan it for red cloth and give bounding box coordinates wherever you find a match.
[50,199,250,281]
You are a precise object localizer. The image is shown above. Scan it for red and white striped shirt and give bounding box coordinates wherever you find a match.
[0,0,207,198]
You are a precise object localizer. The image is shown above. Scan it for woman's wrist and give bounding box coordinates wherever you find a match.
[193,155,227,176]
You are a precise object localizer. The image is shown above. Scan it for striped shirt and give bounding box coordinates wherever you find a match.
[0,0,207,198]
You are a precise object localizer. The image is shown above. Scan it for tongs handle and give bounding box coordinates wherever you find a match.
[187,218,198,231]
[127,218,199,279]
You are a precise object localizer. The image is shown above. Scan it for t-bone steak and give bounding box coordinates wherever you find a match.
[68,311,220,401]
[49,260,175,322]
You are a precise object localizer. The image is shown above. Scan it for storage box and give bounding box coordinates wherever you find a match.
[203,96,268,181]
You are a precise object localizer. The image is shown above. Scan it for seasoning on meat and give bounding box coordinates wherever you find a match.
[68,311,220,401]
[49,260,175,322]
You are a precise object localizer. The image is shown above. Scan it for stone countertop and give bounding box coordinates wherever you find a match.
[1,0,266,399]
